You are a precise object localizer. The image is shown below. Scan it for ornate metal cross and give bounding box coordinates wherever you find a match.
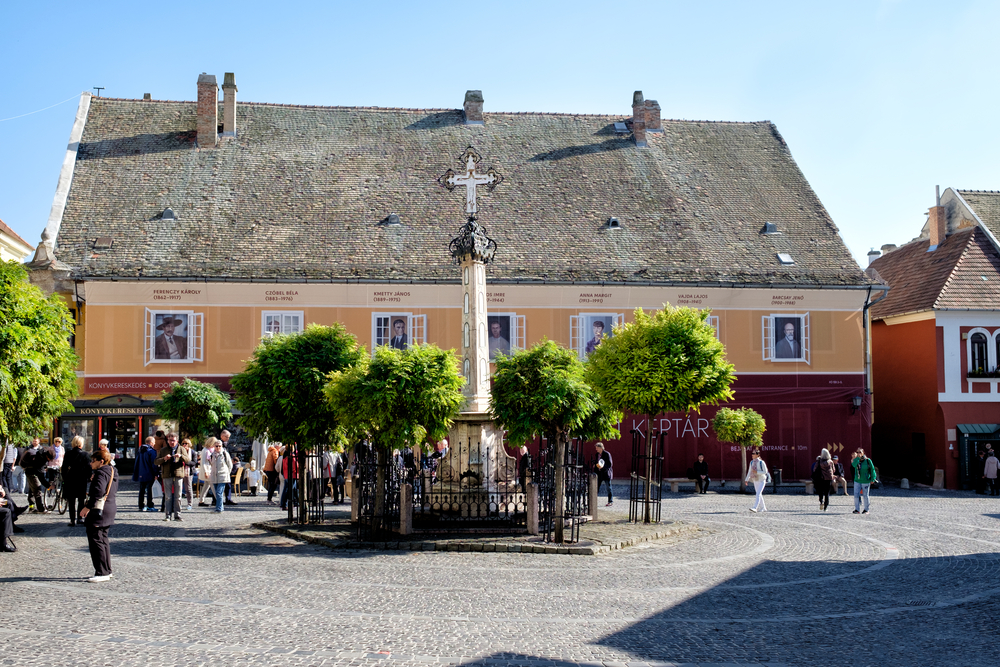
[439,147,503,216]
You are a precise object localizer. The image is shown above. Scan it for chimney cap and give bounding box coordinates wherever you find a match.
[633,90,644,106]
[197,73,217,86]
[223,72,237,91]
[464,90,483,103]
[142,93,151,101]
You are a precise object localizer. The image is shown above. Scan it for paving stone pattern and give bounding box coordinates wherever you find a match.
[1,482,998,667]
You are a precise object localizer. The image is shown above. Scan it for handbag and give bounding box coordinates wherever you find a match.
[91,468,114,518]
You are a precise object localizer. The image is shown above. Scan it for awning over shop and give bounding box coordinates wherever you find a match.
[957,424,1000,437]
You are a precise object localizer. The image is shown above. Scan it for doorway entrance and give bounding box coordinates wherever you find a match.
[102,418,139,473]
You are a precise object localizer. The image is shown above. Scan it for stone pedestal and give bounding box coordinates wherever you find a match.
[437,411,513,489]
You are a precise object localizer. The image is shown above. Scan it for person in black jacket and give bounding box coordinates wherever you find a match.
[594,442,613,506]
[693,454,710,493]
[61,436,92,527]
[80,450,117,583]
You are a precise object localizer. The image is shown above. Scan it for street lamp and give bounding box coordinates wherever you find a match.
[851,395,864,414]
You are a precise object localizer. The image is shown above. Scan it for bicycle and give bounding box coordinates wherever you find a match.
[43,470,68,515]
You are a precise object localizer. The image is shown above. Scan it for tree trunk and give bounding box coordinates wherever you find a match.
[740,445,748,493]
[554,429,566,543]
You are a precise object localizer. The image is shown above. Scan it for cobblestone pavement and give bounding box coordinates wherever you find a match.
[2,482,999,667]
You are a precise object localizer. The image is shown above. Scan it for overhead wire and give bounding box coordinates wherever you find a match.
[0,94,80,122]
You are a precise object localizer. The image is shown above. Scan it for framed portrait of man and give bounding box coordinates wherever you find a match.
[373,313,427,352]
[144,309,203,365]
[572,313,624,359]
[487,315,511,360]
[763,313,810,363]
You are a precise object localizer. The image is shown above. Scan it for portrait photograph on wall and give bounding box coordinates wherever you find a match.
[487,315,512,360]
[581,314,619,357]
[154,313,190,360]
[144,309,203,365]
[771,315,806,361]
[375,314,410,350]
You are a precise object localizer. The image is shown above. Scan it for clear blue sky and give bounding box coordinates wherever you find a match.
[2,0,998,267]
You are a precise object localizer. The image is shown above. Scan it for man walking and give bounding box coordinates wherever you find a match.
[22,439,48,513]
[1,441,17,492]
[851,449,877,514]
[155,433,190,521]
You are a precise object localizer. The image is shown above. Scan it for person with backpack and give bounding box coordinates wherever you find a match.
[594,442,613,507]
[744,449,769,513]
[131,437,159,512]
[812,448,835,511]
[851,449,878,514]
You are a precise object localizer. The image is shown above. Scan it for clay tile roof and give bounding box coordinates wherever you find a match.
[50,97,870,286]
[0,218,34,250]
[869,227,1000,319]
[957,190,1000,237]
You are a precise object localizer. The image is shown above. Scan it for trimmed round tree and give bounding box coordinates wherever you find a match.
[711,406,766,488]
[325,343,466,534]
[0,261,78,443]
[585,306,735,523]
[153,378,232,441]
[231,324,363,521]
[490,339,621,543]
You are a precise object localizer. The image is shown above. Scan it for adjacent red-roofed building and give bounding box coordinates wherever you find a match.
[869,188,1000,489]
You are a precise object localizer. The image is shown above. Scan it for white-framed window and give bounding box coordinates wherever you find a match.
[707,315,719,338]
[762,313,810,364]
[144,309,203,366]
[487,312,526,361]
[571,312,624,360]
[967,327,993,374]
[262,311,304,338]
[372,313,427,352]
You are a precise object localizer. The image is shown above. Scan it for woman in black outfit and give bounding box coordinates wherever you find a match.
[80,449,117,583]
[61,436,92,527]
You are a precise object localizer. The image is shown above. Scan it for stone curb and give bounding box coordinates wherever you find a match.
[253,519,701,555]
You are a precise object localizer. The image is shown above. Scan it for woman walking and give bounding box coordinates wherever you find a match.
[61,436,91,527]
[209,439,233,512]
[815,448,835,511]
[744,450,769,513]
[80,450,117,583]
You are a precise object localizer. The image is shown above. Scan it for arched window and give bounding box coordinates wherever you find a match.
[971,332,988,373]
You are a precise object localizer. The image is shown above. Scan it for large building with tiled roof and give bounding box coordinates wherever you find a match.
[29,73,880,479]
[868,190,1000,489]
[0,218,33,262]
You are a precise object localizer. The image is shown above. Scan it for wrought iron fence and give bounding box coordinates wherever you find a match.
[628,428,663,524]
[287,447,326,525]
[537,437,589,543]
[412,438,525,529]
[355,443,401,541]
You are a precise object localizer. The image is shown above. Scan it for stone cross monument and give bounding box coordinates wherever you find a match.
[434,147,515,489]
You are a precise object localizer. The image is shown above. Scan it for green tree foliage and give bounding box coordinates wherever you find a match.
[585,305,736,522]
[490,339,620,446]
[490,339,621,542]
[711,406,766,485]
[324,344,465,453]
[0,261,78,442]
[231,323,363,450]
[154,378,233,441]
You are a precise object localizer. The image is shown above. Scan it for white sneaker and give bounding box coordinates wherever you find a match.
[87,575,111,583]
[163,515,171,521]
[187,505,193,511]
[749,507,758,512]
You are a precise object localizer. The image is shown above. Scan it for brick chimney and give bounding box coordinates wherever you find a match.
[632,91,647,147]
[197,73,218,149]
[928,205,947,249]
[645,99,662,133]
[221,72,237,137]
[464,90,484,125]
